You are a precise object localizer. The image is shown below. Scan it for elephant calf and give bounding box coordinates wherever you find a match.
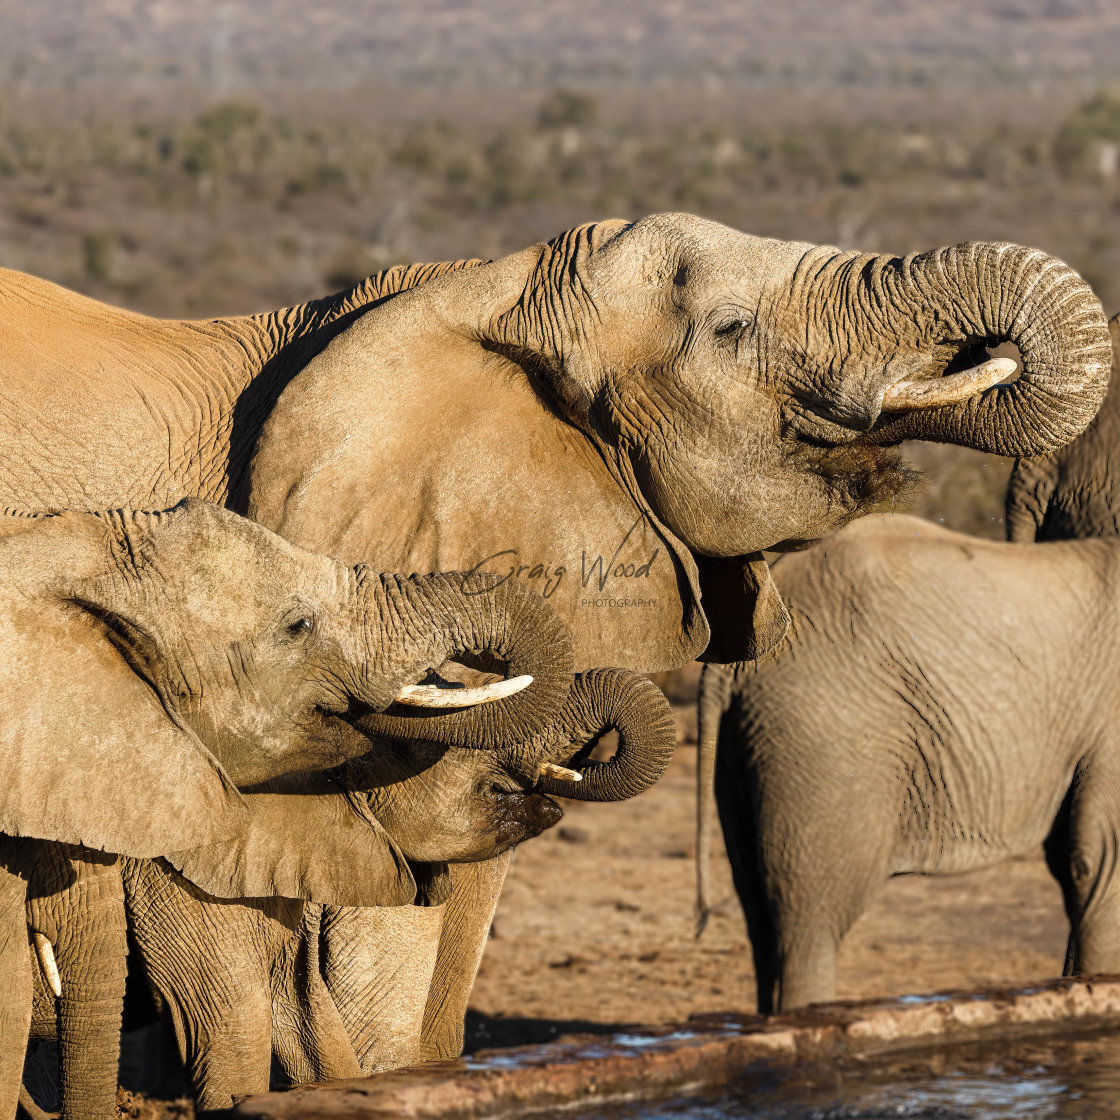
[0,496,574,1120]
[35,672,675,1110]
[697,513,1120,1012]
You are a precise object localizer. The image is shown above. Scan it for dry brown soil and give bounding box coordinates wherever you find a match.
[467,699,1070,1049]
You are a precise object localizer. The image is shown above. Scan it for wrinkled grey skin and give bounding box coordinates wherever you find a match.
[27,673,675,1112]
[0,499,574,1120]
[0,215,1109,1075]
[697,514,1120,1012]
[1007,314,1120,543]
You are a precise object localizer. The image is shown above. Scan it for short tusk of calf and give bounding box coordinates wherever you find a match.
[881,357,1017,412]
[32,931,61,998]
[540,762,583,782]
[393,674,534,708]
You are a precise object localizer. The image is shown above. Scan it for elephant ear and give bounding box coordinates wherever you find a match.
[694,553,791,662]
[0,591,249,857]
[166,786,417,907]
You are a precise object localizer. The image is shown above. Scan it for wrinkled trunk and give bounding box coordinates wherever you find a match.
[1005,455,1058,542]
[534,669,676,801]
[354,571,573,751]
[871,242,1111,455]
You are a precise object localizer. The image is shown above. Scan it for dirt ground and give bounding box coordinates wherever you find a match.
[466,698,1071,1049]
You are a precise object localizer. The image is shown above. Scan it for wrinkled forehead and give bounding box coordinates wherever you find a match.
[589,214,814,305]
[141,505,344,630]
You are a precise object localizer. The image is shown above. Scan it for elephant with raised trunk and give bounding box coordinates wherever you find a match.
[0,498,573,1120]
[0,213,1110,1063]
[1007,313,1120,544]
[697,513,1120,1012]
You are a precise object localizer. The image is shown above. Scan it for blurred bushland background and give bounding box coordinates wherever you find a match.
[3,0,1120,553]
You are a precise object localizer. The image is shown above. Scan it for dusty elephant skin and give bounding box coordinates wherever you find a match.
[1007,312,1120,543]
[24,672,675,1112]
[0,498,573,1120]
[0,213,1110,1082]
[697,513,1120,1013]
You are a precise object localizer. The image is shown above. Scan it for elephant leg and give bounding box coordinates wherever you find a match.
[714,731,779,1015]
[752,777,887,1012]
[121,860,272,1111]
[0,839,31,1120]
[1058,759,1120,975]
[319,903,443,1074]
[418,852,512,1061]
[770,858,887,1012]
[1043,788,1080,975]
[27,845,128,1120]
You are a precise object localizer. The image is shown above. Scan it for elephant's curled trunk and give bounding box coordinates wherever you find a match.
[873,242,1111,455]
[535,669,676,802]
[353,570,573,751]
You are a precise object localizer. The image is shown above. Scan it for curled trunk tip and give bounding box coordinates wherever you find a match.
[536,669,676,802]
[872,241,1111,456]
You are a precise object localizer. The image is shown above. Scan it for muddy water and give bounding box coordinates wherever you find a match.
[581,1030,1120,1119]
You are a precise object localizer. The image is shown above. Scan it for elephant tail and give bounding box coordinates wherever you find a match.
[695,662,738,939]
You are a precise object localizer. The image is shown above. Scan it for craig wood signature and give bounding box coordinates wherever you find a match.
[461,518,659,599]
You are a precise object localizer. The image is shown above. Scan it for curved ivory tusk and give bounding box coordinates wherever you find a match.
[393,674,534,708]
[32,931,61,998]
[540,762,583,783]
[881,357,1017,412]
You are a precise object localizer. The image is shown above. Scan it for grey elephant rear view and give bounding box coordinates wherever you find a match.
[697,514,1120,1012]
[1007,313,1120,543]
[0,498,575,1120]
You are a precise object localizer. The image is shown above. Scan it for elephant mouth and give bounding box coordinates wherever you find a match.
[766,537,819,555]
[791,441,919,517]
[493,791,562,851]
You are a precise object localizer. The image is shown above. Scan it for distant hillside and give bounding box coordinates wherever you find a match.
[2,0,1120,119]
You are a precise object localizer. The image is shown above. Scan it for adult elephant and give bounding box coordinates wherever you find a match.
[0,213,1111,1062]
[1006,313,1120,542]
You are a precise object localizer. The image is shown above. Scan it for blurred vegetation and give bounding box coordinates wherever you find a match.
[2,87,1119,318]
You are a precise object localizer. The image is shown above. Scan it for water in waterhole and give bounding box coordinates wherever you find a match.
[575,1029,1120,1119]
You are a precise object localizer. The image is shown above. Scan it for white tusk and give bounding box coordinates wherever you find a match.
[881,357,1017,412]
[393,674,533,709]
[540,762,583,783]
[32,931,61,998]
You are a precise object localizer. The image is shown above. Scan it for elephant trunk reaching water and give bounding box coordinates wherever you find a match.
[865,242,1111,455]
[354,570,573,751]
[534,670,676,802]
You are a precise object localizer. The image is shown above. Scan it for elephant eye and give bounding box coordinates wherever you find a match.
[713,314,754,344]
[281,611,315,640]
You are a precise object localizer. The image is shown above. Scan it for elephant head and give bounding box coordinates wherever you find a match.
[249,214,1110,668]
[0,498,572,862]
